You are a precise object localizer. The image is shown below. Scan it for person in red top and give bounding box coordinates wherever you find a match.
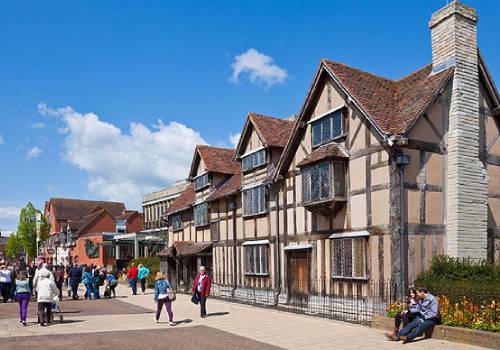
[192,266,212,318]
[127,263,138,295]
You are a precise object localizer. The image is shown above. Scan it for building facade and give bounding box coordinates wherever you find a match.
[161,1,500,305]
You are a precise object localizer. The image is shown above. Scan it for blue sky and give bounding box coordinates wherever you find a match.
[0,0,498,232]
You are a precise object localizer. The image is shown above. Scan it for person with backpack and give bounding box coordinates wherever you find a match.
[138,264,150,295]
[153,272,175,326]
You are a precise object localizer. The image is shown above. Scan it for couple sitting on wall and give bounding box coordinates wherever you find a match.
[386,287,441,344]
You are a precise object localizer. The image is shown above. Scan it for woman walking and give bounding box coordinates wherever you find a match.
[153,272,174,326]
[138,264,150,295]
[36,269,59,326]
[0,263,13,303]
[15,271,31,326]
[192,266,212,318]
[82,266,94,300]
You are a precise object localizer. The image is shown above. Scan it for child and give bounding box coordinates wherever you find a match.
[15,271,31,326]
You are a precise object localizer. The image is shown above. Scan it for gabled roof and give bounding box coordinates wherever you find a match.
[296,143,349,167]
[206,172,242,202]
[275,59,456,179]
[188,145,239,178]
[115,210,140,222]
[164,183,196,216]
[48,197,126,221]
[322,60,454,135]
[234,113,295,158]
[67,209,110,235]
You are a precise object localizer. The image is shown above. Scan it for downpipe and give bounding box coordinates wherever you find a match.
[274,187,281,306]
[231,196,238,299]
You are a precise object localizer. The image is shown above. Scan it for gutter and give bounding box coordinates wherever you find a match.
[273,185,282,306]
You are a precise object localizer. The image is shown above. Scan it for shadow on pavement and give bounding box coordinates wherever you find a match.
[206,312,229,317]
[173,319,193,325]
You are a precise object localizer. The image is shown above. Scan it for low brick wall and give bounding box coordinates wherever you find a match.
[371,315,500,349]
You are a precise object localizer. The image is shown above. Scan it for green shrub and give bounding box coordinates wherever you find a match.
[414,255,500,304]
[128,257,160,288]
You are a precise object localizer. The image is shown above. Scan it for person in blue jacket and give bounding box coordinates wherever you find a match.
[138,264,150,295]
[153,272,174,325]
[68,263,82,300]
[82,266,94,300]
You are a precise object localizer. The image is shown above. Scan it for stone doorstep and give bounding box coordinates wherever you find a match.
[370,315,500,350]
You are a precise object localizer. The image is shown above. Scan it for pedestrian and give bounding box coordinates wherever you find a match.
[0,263,13,303]
[53,265,64,299]
[386,287,441,343]
[127,263,138,295]
[191,266,212,318]
[36,269,59,326]
[68,263,81,300]
[92,266,103,299]
[138,263,150,295]
[82,266,94,300]
[27,261,36,296]
[391,288,420,336]
[15,271,31,326]
[153,272,174,326]
[106,271,118,298]
[33,263,54,291]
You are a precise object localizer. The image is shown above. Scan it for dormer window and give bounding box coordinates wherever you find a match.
[242,148,267,172]
[311,109,344,147]
[116,219,127,233]
[194,172,210,191]
[194,202,209,227]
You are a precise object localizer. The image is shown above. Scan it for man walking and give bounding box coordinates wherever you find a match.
[192,266,212,318]
[68,263,82,300]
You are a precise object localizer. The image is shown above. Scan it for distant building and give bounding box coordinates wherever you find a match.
[43,197,143,269]
[142,179,189,235]
[0,231,9,261]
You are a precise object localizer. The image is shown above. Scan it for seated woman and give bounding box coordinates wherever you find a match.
[392,288,420,336]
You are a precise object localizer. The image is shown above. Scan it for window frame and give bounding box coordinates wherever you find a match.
[241,148,267,173]
[193,202,209,228]
[116,219,127,234]
[194,172,210,191]
[171,214,183,232]
[242,184,268,217]
[244,243,269,276]
[301,160,346,204]
[331,237,368,280]
[311,109,344,148]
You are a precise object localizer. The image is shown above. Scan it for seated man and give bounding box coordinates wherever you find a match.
[386,287,441,343]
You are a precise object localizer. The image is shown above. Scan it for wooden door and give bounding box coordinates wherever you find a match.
[287,250,310,306]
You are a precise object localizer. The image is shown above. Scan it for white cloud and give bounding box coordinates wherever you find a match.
[26,146,42,159]
[0,135,4,144]
[38,104,206,208]
[0,206,20,220]
[229,132,241,147]
[230,48,288,88]
[30,122,46,129]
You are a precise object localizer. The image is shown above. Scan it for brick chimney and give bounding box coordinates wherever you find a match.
[429,1,487,259]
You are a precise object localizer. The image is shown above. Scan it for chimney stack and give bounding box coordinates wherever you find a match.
[429,1,487,259]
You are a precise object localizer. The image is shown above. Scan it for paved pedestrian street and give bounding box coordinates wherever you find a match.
[0,285,489,350]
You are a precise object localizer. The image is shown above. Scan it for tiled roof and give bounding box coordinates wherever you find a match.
[206,172,242,202]
[297,143,349,167]
[197,145,239,175]
[157,241,212,257]
[49,198,126,221]
[322,60,454,135]
[165,184,195,216]
[249,113,296,148]
[67,209,107,234]
[115,210,139,221]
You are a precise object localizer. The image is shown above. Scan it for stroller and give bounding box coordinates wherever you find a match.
[51,295,64,323]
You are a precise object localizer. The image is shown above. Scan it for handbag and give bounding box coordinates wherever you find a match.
[191,293,199,305]
[167,288,176,302]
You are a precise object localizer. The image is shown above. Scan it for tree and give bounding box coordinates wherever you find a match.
[16,202,50,260]
[4,233,23,259]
